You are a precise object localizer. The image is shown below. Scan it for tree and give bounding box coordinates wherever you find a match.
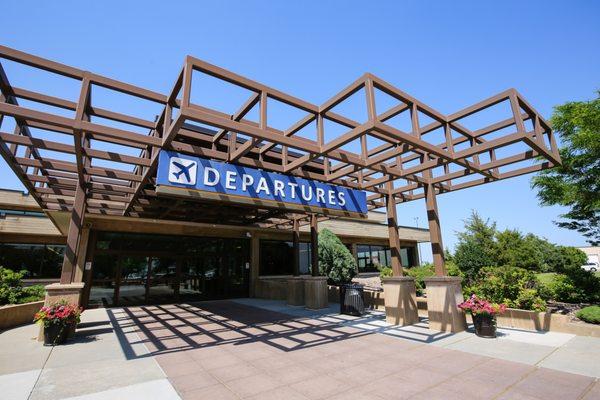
[532,92,600,245]
[453,211,497,278]
[318,229,356,285]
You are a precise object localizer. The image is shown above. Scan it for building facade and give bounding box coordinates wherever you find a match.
[0,188,428,308]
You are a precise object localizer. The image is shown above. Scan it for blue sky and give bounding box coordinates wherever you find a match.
[1,1,599,261]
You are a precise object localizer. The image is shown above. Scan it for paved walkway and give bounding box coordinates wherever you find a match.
[0,299,598,400]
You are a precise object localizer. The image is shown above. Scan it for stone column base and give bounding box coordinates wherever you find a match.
[304,276,328,310]
[382,276,419,326]
[423,276,467,332]
[286,277,305,306]
[38,282,85,341]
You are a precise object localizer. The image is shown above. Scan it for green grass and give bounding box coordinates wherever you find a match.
[576,306,600,324]
[536,272,557,286]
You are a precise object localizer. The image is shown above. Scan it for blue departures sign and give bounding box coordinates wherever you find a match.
[156,151,368,216]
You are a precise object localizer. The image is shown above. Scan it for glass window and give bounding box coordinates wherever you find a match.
[400,248,410,268]
[90,232,251,306]
[356,244,386,272]
[355,244,417,271]
[88,254,118,307]
[118,256,149,306]
[260,240,293,276]
[0,243,65,279]
[259,240,312,276]
[298,242,311,275]
[147,257,177,303]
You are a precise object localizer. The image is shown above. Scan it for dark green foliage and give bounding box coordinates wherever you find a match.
[537,249,598,303]
[495,231,552,271]
[454,212,497,279]
[19,285,46,304]
[452,210,598,304]
[464,266,547,311]
[576,306,600,324]
[0,267,25,305]
[378,266,393,278]
[0,267,46,305]
[404,264,435,296]
[379,261,462,296]
[318,229,357,285]
[531,92,600,245]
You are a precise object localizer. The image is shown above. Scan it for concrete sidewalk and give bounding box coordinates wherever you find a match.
[0,299,598,399]
[234,298,600,377]
[0,309,180,400]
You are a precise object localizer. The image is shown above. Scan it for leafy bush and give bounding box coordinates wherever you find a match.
[318,229,356,285]
[404,264,435,296]
[454,212,497,279]
[576,306,600,324]
[463,266,547,311]
[379,261,462,296]
[20,285,46,304]
[563,269,600,303]
[378,266,393,278]
[539,271,600,304]
[0,267,46,305]
[451,210,597,304]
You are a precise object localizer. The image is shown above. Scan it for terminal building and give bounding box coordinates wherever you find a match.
[0,188,429,308]
[0,46,560,332]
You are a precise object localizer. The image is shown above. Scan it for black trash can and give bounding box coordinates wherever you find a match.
[340,284,365,316]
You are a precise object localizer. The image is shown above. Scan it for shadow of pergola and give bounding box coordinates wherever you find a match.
[105,300,460,360]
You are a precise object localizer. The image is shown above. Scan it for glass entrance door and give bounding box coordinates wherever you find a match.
[117,256,149,306]
[87,232,250,307]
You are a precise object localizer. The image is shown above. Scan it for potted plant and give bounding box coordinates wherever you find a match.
[458,295,506,338]
[34,301,82,346]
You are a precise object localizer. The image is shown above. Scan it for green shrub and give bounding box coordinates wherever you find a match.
[0,267,45,305]
[0,267,26,305]
[405,264,435,296]
[576,306,600,324]
[546,274,580,303]
[380,261,462,296]
[464,266,547,311]
[318,229,356,285]
[378,266,393,278]
[445,260,464,278]
[19,285,46,304]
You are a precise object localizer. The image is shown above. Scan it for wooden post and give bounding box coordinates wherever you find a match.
[424,182,446,276]
[292,218,300,276]
[386,181,403,276]
[59,183,87,284]
[310,214,319,277]
[72,225,91,283]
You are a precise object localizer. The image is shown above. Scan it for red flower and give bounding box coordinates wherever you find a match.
[458,295,506,316]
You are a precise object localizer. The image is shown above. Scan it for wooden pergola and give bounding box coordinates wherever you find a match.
[0,46,560,286]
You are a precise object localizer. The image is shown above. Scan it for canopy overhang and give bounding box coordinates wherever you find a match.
[0,46,560,229]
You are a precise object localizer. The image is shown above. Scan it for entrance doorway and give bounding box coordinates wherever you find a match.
[86,232,250,307]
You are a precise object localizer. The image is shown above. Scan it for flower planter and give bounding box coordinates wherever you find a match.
[43,322,71,346]
[473,313,497,338]
[34,301,82,346]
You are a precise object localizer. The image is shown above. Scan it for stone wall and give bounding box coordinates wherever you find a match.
[327,286,600,337]
[0,301,44,330]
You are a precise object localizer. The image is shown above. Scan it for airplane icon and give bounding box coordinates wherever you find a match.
[172,161,194,182]
[168,157,197,185]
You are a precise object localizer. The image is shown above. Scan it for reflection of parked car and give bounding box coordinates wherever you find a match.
[582,262,598,272]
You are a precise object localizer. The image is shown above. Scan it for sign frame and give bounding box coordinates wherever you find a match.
[156,151,369,219]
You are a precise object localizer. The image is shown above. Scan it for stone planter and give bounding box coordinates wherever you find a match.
[0,301,45,330]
